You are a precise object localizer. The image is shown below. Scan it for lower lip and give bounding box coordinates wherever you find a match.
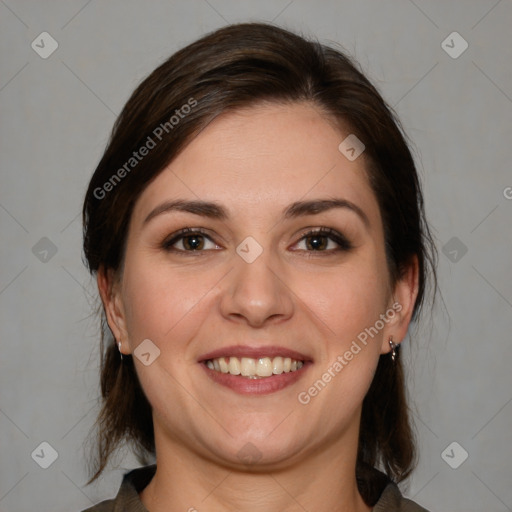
[200,362,311,395]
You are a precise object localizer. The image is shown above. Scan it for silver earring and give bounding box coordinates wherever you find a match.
[117,340,123,361]
[389,336,397,362]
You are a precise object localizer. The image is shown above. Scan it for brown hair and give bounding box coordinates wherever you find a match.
[82,22,437,487]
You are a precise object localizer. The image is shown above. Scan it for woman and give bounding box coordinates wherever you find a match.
[82,22,436,512]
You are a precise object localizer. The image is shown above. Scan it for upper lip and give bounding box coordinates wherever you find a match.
[198,345,312,362]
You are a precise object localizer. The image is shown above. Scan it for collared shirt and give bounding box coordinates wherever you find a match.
[81,465,430,512]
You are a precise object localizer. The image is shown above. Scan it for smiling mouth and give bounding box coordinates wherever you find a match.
[205,356,304,379]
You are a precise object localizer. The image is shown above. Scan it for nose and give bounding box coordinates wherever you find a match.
[219,251,294,328]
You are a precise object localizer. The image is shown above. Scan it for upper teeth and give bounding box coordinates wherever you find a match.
[206,356,304,378]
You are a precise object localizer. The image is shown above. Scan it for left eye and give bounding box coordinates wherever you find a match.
[293,229,352,252]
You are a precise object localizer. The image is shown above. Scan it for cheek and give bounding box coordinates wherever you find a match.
[294,262,388,421]
[120,254,224,347]
[296,256,390,348]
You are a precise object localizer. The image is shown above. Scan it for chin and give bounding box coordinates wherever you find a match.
[199,423,307,471]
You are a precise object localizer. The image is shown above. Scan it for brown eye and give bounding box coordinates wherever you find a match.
[293,228,353,253]
[181,234,205,250]
[304,234,328,251]
[162,228,221,253]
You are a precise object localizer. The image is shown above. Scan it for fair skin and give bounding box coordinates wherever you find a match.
[98,102,419,512]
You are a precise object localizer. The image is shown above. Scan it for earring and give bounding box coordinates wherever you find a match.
[117,340,123,361]
[389,336,397,362]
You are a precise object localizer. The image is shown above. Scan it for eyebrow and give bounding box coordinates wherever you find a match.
[143,198,369,227]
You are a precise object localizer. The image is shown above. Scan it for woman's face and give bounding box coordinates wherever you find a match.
[101,102,417,469]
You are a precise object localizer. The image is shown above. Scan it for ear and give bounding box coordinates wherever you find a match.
[380,255,420,355]
[97,265,130,355]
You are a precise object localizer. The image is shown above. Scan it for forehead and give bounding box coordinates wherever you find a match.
[132,102,380,226]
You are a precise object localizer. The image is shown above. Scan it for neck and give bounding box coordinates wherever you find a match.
[140,421,371,512]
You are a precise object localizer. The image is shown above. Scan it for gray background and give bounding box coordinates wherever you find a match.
[1,1,511,511]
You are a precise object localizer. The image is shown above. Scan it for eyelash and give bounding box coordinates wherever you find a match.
[161,227,353,255]
[293,227,353,253]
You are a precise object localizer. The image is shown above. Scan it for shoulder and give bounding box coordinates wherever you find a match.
[81,499,115,512]
[357,464,431,512]
[80,465,156,512]
[373,481,431,512]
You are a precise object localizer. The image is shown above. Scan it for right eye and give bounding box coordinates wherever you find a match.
[162,228,222,253]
